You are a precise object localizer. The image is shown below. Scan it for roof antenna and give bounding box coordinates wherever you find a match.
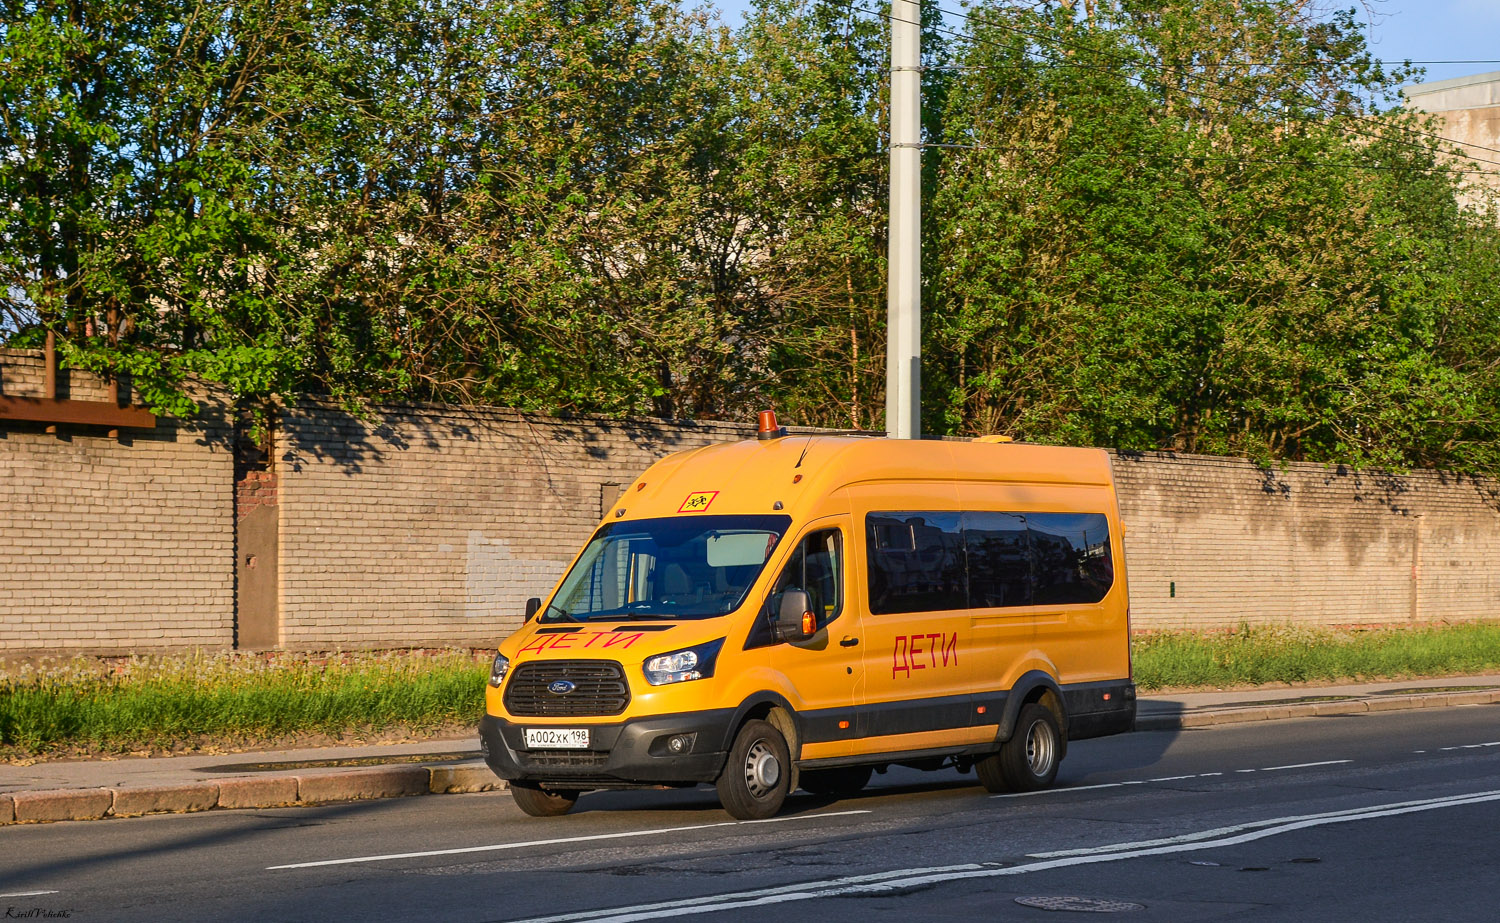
[794,438,812,468]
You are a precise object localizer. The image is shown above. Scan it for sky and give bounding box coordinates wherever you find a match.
[708,0,1500,88]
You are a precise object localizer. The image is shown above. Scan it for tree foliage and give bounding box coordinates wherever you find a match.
[1,0,1496,471]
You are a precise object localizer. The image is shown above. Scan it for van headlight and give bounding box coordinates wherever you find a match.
[489,652,510,687]
[643,639,725,686]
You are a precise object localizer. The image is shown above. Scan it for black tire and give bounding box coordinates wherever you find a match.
[800,765,873,797]
[510,782,580,817]
[978,703,1062,794]
[716,719,791,820]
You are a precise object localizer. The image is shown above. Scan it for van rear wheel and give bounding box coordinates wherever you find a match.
[977,703,1062,793]
[716,719,791,820]
[510,782,580,817]
[800,765,873,797]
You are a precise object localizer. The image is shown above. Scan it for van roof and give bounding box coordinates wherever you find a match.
[609,435,1113,523]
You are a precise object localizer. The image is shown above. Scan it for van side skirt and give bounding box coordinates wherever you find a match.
[796,678,1136,750]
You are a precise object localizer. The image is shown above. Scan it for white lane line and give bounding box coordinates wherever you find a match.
[0,891,59,898]
[1439,741,1500,751]
[1259,760,1352,772]
[267,809,870,870]
[996,759,1348,799]
[992,781,1130,799]
[507,789,1500,923]
[1027,789,1494,858]
[510,865,988,923]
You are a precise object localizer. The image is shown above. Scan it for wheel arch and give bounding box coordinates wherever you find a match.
[999,670,1068,757]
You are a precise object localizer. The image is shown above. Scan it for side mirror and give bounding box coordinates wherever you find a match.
[524,597,542,620]
[776,589,816,642]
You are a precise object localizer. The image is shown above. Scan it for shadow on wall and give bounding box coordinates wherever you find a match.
[1114,448,1500,517]
[273,398,772,479]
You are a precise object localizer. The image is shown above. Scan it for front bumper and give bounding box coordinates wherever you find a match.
[479,709,735,788]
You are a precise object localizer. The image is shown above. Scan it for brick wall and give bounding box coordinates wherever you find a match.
[273,403,765,647]
[3,347,1498,652]
[1113,451,1500,630]
[0,349,234,652]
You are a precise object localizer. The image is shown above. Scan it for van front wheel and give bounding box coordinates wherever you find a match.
[716,719,791,820]
[977,703,1062,793]
[510,783,580,817]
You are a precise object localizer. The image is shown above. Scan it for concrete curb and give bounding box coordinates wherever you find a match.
[0,763,504,825]
[1134,687,1500,732]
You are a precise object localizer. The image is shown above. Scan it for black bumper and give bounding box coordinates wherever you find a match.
[479,709,735,788]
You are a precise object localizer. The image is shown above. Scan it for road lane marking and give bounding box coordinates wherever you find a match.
[994,759,1350,799]
[1439,741,1500,751]
[0,891,59,898]
[509,865,988,923]
[266,810,871,870]
[1027,788,1497,858]
[505,789,1500,923]
[1258,760,1352,771]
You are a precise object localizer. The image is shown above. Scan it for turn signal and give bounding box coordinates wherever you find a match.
[801,611,816,635]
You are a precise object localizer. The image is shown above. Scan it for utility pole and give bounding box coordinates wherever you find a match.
[886,0,921,439]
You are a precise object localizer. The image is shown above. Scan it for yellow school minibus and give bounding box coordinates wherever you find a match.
[479,414,1135,818]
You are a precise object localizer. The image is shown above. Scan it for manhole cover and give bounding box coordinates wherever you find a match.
[1015,896,1145,913]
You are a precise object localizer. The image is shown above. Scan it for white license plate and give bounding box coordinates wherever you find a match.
[523,728,590,749]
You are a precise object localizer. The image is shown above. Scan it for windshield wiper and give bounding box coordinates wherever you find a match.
[539,603,580,623]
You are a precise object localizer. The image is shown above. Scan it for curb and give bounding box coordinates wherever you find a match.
[0,763,504,826]
[1134,687,1500,732]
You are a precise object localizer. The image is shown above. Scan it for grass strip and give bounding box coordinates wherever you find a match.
[1132,621,1500,691]
[0,650,487,758]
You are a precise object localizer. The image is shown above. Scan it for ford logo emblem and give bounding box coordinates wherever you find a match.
[548,680,577,695]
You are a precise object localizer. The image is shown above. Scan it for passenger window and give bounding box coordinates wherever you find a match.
[771,529,844,626]
[865,512,966,615]
[963,511,1032,608]
[1028,513,1113,605]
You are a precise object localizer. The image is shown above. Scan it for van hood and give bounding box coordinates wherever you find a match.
[498,619,730,665]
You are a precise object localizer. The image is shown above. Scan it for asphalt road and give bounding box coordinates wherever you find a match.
[3,705,1498,922]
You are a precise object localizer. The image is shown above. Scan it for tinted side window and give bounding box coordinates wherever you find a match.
[866,512,966,614]
[963,512,1032,608]
[1028,513,1113,605]
[772,528,844,625]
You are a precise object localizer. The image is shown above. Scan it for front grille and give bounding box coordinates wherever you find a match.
[504,659,631,717]
[519,750,611,770]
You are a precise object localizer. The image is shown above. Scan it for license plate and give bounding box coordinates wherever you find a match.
[523,728,590,749]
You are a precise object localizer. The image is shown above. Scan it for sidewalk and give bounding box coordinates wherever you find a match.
[3,674,1498,825]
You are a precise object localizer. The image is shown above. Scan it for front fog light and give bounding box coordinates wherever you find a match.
[642,639,724,686]
[489,652,510,687]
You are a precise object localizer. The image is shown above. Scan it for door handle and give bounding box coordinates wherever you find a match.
[840,637,860,647]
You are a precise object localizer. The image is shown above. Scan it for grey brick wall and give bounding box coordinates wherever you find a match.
[274,402,763,647]
[0,349,235,652]
[3,347,1498,652]
[1112,451,1500,630]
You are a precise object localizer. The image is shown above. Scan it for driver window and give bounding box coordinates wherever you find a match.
[773,529,844,626]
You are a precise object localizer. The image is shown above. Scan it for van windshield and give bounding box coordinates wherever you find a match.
[541,515,792,622]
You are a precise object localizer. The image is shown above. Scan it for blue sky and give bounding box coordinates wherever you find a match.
[707,0,1500,87]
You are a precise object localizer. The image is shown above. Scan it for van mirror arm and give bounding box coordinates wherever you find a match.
[524,597,542,620]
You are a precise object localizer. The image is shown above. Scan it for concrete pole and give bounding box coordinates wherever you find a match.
[886,0,922,439]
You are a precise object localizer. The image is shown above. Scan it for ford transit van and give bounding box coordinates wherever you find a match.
[479,415,1135,819]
